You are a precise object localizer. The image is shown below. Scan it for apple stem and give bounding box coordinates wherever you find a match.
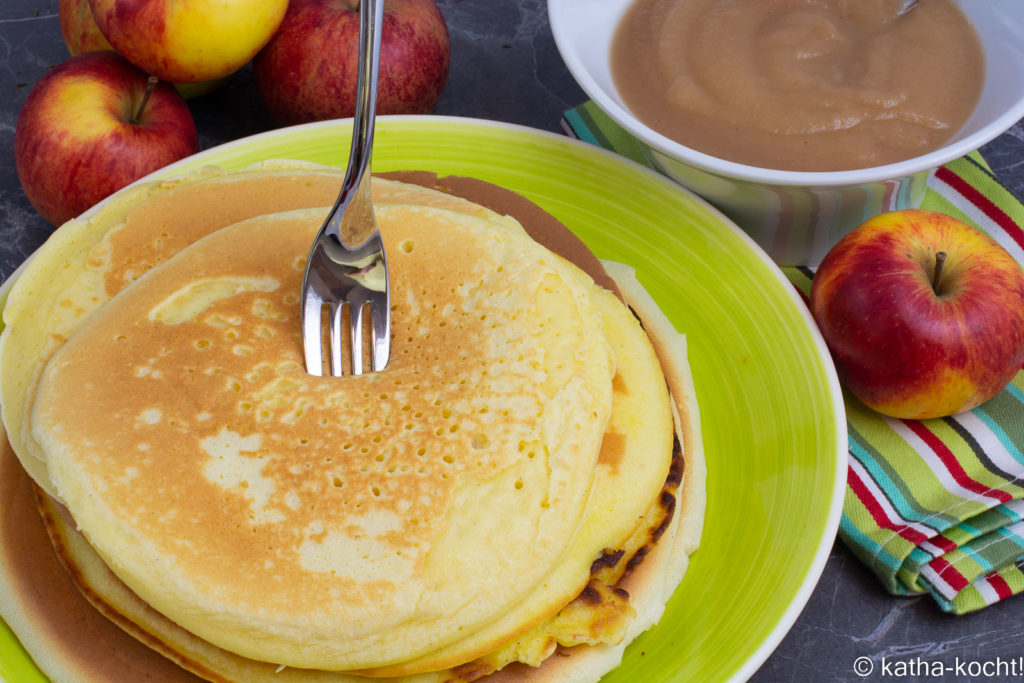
[932,251,947,295]
[132,76,160,124]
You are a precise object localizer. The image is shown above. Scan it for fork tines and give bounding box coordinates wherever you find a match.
[301,232,390,377]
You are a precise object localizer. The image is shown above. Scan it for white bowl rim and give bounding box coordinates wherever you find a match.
[549,0,1024,189]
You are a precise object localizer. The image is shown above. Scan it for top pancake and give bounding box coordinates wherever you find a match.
[29,201,627,670]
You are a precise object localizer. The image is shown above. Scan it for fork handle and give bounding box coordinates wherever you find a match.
[328,0,384,249]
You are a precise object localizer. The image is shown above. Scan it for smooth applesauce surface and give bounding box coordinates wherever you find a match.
[611,0,984,171]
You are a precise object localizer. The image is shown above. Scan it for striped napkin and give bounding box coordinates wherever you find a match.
[563,101,1024,614]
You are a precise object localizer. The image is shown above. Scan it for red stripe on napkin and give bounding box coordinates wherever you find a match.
[923,534,958,555]
[849,465,930,544]
[905,421,1013,504]
[935,166,1024,252]
[929,556,971,592]
[987,572,1014,600]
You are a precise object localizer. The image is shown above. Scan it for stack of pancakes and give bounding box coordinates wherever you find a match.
[0,162,705,682]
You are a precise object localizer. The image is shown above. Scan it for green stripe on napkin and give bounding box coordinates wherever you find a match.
[563,105,650,166]
[563,101,1024,614]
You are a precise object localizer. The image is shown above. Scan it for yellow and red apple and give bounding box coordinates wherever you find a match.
[14,51,198,226]
[810,209,1024,420]
[58,0,229,99]
[87,0,288,83]
[253,0,450,125]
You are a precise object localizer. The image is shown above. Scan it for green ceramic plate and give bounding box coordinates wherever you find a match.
[0,117,845,683]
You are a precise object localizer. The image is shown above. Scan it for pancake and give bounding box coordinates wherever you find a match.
[0,163,504,501]
[31,202,623,670]
[18,264,697,682]
[11,266,700,683]
[0,165,705,681]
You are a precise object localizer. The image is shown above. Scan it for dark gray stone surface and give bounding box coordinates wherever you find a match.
[2,1,1023,680]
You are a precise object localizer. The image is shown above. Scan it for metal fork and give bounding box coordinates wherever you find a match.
[301,0,389,376]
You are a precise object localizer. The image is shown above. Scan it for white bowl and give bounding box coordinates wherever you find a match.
[549,0,1024,265]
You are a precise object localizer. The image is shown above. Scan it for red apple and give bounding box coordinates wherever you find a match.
[253,0,450,125]
[59,0,113,55]
[15,51,198,226]
[87,0,288,83]
[810,209,1024,420]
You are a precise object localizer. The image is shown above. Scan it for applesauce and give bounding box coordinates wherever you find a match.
[610,0,984,171]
